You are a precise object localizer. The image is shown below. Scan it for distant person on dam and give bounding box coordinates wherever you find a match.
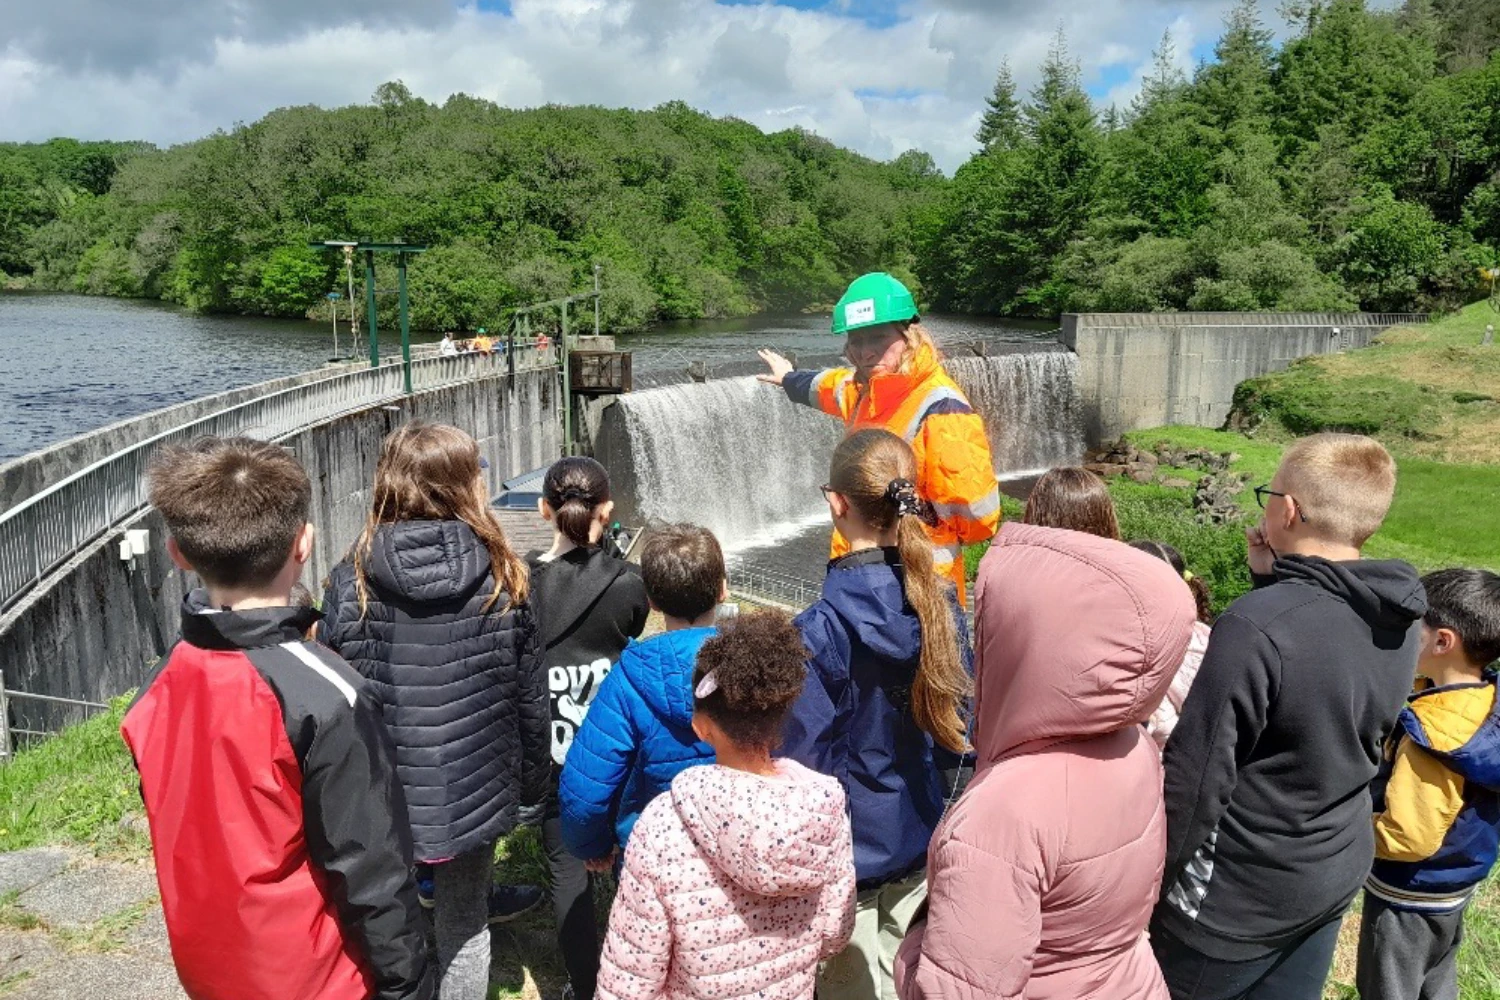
[757,272,999,599]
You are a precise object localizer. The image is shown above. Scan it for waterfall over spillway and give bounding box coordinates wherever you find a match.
[600,348,1084,554]
[946,351,1084,474]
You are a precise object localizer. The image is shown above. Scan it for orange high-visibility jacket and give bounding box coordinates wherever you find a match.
[782,341,1001,599]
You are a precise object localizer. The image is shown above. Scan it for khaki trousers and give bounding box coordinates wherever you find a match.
[818,872,927,1000]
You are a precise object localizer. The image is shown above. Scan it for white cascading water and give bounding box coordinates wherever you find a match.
[611,349,1083,553]
[946,351,1085,475]
[615,377,845,548]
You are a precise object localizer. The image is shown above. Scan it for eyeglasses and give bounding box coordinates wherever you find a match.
[820,484,835,501]
[1254,485,1309,523]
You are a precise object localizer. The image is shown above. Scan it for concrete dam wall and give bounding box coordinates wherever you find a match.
[1061,312,1426,445]
[0,366,561,731]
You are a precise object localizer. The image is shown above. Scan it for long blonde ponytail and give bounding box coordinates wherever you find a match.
[829,429,970,753]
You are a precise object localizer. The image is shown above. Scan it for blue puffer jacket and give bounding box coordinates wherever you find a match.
[559,627,716,860]
[780,547,969,888]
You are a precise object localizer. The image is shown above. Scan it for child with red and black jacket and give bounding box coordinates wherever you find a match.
[122,436,431,1000]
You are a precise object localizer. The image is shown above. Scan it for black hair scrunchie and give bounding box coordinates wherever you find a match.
[884,478,939,527]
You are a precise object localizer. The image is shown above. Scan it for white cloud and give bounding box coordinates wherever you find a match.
[0,0,1273,172]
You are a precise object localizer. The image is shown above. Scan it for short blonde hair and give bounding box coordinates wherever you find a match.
[1278,433,1396,548]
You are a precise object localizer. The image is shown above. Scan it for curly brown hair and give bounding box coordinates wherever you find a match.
[693,611,808,750]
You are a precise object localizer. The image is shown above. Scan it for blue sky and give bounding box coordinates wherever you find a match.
[1,0,1268,172]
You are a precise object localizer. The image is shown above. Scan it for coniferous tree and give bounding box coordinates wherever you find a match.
[1194,0,1276,132]
[976,60,1023,151]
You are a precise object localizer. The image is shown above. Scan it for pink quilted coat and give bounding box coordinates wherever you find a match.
[1146,620,1212,750]
[895,523,1195,1000]
[597,759,857,1000]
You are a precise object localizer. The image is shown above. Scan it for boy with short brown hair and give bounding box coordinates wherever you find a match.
[1358,568,1500,1000]
[122,436,431,1000]
[558,522,728,870]
[1152,433,1429,1000]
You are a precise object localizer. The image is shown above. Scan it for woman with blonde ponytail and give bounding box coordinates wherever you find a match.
[779,428,972,1000]
[318,422,547,1000]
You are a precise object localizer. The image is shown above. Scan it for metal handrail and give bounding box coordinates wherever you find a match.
[728,564,822,612]
[0,344,561,614]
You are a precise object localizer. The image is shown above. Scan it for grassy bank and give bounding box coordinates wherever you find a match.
[1116,304,1500,998]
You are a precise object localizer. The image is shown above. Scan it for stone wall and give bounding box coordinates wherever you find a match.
[0,366,561,731]
[1060,312,1425,445]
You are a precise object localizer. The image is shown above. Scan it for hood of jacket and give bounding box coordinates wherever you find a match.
[617,627,716,729]
[820,551,922,665]
[1401,673,1500,790]
[180,589,321,649]
[670,760,848,897]
[527,546,631,649]
[364,520,492,605]
[972,522,1196,761]
[1273,555,1428,632]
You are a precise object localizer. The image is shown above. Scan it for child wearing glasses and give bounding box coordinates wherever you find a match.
[1152,433,1429,1000]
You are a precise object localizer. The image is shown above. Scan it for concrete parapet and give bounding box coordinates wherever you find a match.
[0,366,562,730]
[1060,312,1426,445]
[0,362,363,516]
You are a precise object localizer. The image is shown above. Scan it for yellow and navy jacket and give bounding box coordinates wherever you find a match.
[782,341,1000,601]
[1367,671,1500,912]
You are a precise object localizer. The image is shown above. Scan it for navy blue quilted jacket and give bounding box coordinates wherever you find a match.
[319,520,547,863]
[780,548,969,887]
[558,627,716,860]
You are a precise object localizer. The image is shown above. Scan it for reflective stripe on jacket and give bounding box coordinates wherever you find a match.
[782,342,1000,600]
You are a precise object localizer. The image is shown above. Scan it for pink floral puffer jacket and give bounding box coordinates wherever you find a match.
[597,759,857,1000]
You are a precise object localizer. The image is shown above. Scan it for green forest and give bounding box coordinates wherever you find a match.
[1,0,1497,330]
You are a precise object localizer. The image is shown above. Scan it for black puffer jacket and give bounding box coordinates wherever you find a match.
[319,519,547,862]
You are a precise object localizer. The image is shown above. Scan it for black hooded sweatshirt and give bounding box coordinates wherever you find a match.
[1156,555,1428,960]
[526,546,650,766]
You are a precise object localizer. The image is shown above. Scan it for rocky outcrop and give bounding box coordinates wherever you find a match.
[1082,439,1250,525]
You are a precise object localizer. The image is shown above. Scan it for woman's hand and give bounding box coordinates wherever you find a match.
[584,848,618,873]
[756,349,794,386]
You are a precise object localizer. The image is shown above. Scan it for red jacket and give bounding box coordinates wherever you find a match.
[121,594,432,1000]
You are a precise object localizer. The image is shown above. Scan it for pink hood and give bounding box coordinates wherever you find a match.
[670,761,848,896]
[895,524,1196,1000]
[972,522,1195,762]
[597,760,857,1000]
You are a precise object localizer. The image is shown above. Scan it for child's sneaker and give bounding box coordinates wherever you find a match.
[487,884,544,924]
[415,873,435,910]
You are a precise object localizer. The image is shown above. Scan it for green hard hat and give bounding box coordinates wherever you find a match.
[478,327,487,334]
[831,272,918,335]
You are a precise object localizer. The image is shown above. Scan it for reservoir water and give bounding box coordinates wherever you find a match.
[0,292,1057,463]
[1,292,1076,584]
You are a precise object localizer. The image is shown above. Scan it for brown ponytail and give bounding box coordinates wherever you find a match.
[829,429,971,753]
[544,456,612,549]
[353,422,529,616]
[1128,539,1213,623]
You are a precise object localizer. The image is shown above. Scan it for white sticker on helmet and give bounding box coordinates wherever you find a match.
[844,298,876,327]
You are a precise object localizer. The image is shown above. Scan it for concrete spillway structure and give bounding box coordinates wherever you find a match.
[0,354,562,744]
[1061,312,1428,445]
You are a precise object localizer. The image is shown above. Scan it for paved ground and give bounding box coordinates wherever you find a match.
[0,847,184,999]
[0,847,558,999]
